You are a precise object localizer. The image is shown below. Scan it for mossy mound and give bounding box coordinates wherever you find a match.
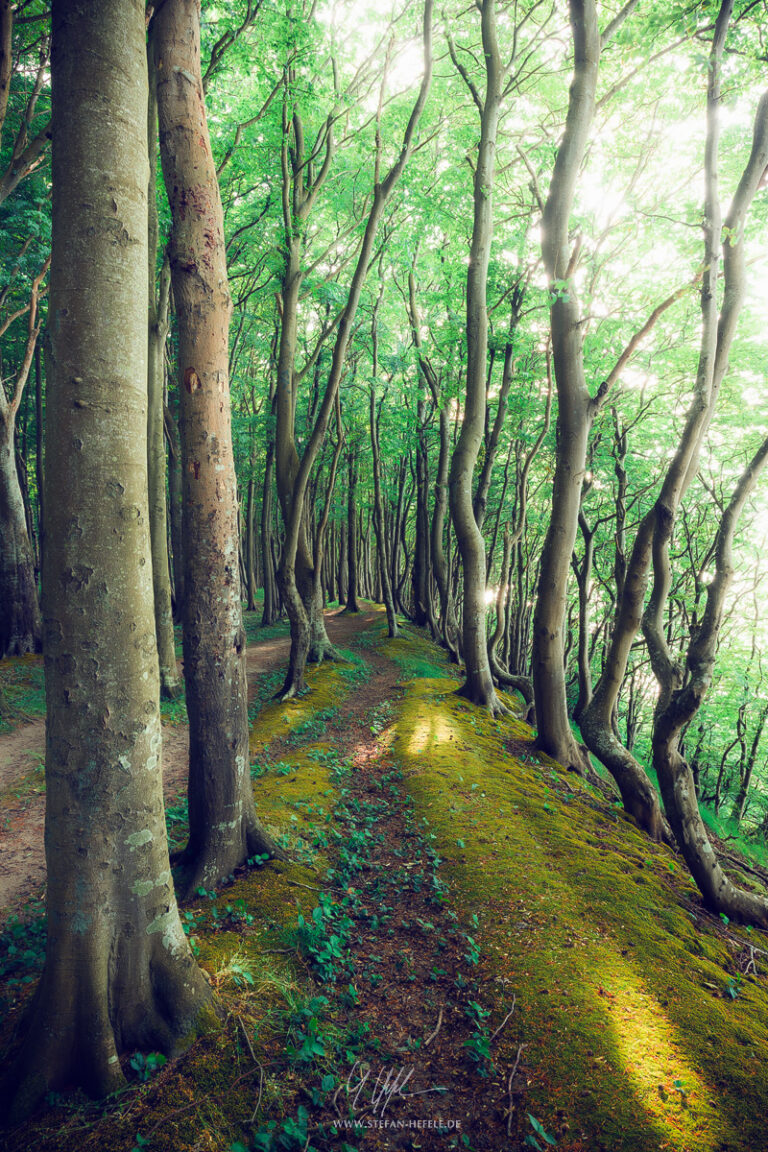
[392,654,768,1151]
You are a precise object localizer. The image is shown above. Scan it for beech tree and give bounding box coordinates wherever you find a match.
[0,256,46,658]
[446,0,509,714]
[274,0,433,699]
[2,0,212,1118]
[153,0,283,896]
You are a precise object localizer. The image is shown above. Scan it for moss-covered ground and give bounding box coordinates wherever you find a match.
[2,613,768,1151]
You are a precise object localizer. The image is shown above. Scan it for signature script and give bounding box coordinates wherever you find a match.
[345,1060,445,1116]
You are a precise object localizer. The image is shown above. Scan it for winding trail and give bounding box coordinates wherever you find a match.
[0,606,379,926]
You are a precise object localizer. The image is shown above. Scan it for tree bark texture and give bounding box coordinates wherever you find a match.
[147,56,181,698]
[531,0,599,771]
[275,0,432,697]
[370,387,398,637]
[3,0,212,1119]
[447,0,506,714]
[153,0,283,896]
[344,447,360,612]
[651,431,768,925]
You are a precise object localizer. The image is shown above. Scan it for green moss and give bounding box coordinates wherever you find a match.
[0,655,45,732]
[390,648,768,1152]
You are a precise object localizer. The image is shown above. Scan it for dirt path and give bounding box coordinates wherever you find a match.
[0,606,380,927]
[261,634,517,1148]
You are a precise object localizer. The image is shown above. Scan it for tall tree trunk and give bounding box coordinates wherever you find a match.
[370,387,398,637]
[165,393,185,618]
[432,402,459,657]
[412,398,431,626]
[147,97,181,699]
[275,0,432,698]
[584,13,768,840]
[447,0,505,714]
[3,0,212,1119]
[731,700,768,825]
[338,517,348,607]
[0,249,47,660]
[572,510,595,723]
[153,0,284,897]
[344,448,360,612]
[0,414,40,656]
[34,342,44,567]
[531,0,599,771]
[261,382,280,625]
[245,444,258,611]
[147,41,180,699]
[651,430,768,925]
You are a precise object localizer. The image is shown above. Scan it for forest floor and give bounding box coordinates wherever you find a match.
[2,606,768,1151]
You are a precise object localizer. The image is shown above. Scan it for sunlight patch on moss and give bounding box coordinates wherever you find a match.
[386,627,768,1152]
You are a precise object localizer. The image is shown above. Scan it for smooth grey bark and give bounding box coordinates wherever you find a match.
[165,392,185,617]
[650,431,768,925]
[531,0,599,771]
[2,0,212,1119]
[344,447,360,612]
[154,0,284,896]
[447,0,507,714]
[370,387,398,637]
[584,10,768,841]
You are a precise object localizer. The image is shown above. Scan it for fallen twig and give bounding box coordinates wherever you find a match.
[490,995,516,1042]
[424,1006,444,1047]
[506,1043,528,1136]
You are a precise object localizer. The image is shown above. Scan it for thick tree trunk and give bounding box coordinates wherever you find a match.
[154,0,284,896]
[447,0,505,714]
[2,0,212,1120]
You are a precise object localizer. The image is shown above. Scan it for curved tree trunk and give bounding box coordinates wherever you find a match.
[275,0,432,698]
[651,431,768,925]
[572,510,595,723]
[2,0,213,1120]
[447,0,506,714]
[584,11,768,841]
[531,0,599,773]
[154,0,284,897]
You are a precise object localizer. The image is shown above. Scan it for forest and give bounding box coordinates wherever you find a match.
[1,0,768,1147]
